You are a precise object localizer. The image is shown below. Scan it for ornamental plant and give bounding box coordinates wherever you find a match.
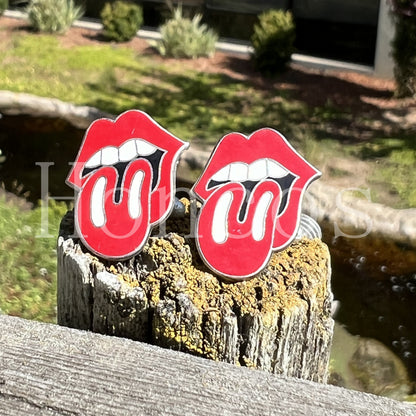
[0,0,8,16]
[251,9,296,75]
[100,1,143,42]
[154,5,218,59]
[390,0,416,97]
[26,0,84,34]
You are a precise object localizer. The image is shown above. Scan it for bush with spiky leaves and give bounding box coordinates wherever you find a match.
[251,9,295,75]
[26,0,83,34]
[100,1,143,42]
[154,6,218,59]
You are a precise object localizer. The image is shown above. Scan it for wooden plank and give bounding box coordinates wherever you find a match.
[0,315,414,416]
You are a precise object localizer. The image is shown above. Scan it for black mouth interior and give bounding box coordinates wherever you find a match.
[207,173,296,221]
[81,149,165,203]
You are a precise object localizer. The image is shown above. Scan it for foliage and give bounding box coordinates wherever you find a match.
[251,9,296,75]
[0,196,68,321]
[390,0,416,97]
[379,148,416,207]
[154,5,218,59]
[26,0,84,34]
[100,1,143,42]
[0,0,8,16]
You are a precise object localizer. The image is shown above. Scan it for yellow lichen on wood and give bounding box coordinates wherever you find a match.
[101,228,331,365]
[59,204,332,379]
[106,234,330,318]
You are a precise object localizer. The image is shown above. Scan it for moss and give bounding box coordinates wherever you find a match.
[102,200,331,361]
[109,234,329,314]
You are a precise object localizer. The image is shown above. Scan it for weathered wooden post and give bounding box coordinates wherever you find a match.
[58,111,334,383]
[57,200,334,382]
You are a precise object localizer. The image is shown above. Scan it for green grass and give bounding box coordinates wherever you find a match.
[0,33,307,144]
[377,149,416,207]
[352,136,416,208]
[0,196,67,322]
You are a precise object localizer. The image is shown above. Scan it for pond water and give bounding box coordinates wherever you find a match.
[0,113,415,381]
[324,228,416,381]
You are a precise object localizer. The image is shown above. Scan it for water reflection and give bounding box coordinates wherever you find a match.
[327,229,416,381]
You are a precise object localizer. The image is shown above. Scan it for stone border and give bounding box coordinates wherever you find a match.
[1,90,415,247]
[0,90,112,129]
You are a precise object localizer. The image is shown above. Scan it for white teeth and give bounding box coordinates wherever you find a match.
[84,139,160,171]
[211,191,233,244]
[229,163,248,181]
[85,150,101,168]
[267,159,287,178]
[211,165,230,182]
[119,139,138,162]
[90,177,106,227]
[252,191,273,241]
[101,146,119,165]
[136,139,157,156]
[248,159,267,181]
[128,171,144,219]
[210,158,289,184]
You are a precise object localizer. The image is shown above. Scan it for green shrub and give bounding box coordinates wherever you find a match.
[154,5,218,59]
[251,9,295,75]
[0,0,8,16]
[390,0,416,97]
[26,0,84,34]
[100,1,143,42]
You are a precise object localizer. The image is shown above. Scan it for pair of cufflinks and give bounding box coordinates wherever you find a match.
[67,110,321,280]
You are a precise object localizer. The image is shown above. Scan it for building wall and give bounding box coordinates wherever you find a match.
[374,0,395,78]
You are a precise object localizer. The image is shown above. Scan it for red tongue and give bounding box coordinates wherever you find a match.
[196,181,281,279]
[76,159,152,258]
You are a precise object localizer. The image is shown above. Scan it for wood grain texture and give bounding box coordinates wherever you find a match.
[57,207,334,382]
[0,315,415,416]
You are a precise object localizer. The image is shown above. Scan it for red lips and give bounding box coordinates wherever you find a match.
[67,110,188,259]
[192,128,321,279]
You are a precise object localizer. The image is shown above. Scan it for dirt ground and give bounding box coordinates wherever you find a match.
[1,15,416,207]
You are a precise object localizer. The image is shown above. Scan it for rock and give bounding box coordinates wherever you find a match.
[0,90,112,129]
[329,323,413,401]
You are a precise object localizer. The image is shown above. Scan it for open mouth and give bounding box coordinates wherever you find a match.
[66,110,189,259]
[192,128,321,279]
[207,158,297,221]
[81,138,165,204]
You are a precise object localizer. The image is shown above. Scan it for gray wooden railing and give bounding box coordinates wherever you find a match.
[1,315,415,416]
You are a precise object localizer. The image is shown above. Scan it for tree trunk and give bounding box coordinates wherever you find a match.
[57,200,334,382]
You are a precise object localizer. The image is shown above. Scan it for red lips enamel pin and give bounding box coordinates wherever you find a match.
[67,111,320,280]
[192,128,321,280]
[67,110,189,259]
